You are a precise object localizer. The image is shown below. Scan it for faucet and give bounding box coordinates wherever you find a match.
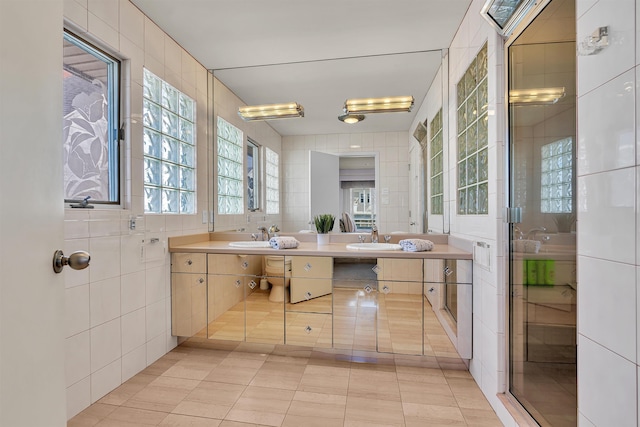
[268,224,280,239]
[257,226,268,241]
[526,226,547,240]
[371,225,379,243]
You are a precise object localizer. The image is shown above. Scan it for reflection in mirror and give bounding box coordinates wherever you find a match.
[209,50,450,234]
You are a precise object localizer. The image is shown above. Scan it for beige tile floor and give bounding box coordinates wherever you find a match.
[69,338,503,427]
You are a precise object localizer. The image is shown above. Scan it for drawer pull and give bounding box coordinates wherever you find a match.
[198,277,204,284]
[304,262,312,272]
[248,280,257,290]
[364,284,373,294]
[235,280,241,288]
[304,291,312,300]
[187,259,193,265]
[372,265,380,275]
[304,325,312,334]
[381,285,390,294]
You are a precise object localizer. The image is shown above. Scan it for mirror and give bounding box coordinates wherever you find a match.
[208,50,449,234]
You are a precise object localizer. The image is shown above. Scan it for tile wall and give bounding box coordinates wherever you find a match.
[576,0,639,425]
[62,0,210,419]
[440,1,513,425]
[281,132,410,233]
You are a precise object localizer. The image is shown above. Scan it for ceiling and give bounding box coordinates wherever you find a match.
[131,0,473,135]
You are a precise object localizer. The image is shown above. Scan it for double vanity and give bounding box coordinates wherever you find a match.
[168,232,473,360]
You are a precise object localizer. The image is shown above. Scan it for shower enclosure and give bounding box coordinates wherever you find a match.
[507,0,577,425]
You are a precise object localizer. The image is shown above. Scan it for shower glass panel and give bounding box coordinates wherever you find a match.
[507,0,576,425]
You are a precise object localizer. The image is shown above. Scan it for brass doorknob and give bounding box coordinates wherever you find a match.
[53,250,90,273]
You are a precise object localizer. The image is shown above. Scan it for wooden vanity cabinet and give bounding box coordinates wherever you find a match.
[171,253,207,337]
[423,259,473,359]
[286,256,333,348]
[376,258,424,355]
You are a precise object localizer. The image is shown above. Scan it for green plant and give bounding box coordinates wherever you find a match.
[313,214,335,234]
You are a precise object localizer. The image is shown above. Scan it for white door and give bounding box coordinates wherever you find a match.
[1,1,67,425]
[309,151,340,230]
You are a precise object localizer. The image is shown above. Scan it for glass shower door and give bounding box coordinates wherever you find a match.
[507,0,577,425]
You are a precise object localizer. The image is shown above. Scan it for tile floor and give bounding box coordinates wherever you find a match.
[68,338,503,426]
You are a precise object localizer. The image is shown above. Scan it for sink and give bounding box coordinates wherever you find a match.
[346,242,402,251]
[228,241,271,248]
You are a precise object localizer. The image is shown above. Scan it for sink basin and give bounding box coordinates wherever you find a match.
[346,242,402,251]
[228,241,271,248]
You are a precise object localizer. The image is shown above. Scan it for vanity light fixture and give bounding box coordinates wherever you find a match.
[344,96,414,114]
[338,113,365,124]
[238,102,304,121]
[509,87,566,105]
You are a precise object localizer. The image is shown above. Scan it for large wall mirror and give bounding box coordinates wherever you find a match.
[208,50,450,235]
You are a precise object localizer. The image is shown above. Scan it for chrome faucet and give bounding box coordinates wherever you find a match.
[371,225,379,243]
[257,226,268,241]
[526,226,547,240]
[268,224,280,239]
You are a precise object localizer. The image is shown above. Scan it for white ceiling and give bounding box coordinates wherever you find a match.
[131,0,473,135]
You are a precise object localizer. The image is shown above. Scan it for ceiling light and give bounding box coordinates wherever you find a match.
[509,87,566,105]
[338,114,365,124]
[238,102,304,121]
[344,96,414,114]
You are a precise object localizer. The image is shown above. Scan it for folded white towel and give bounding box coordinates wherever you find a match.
[269,236,300,249]
[399,239,434,252]
[512,239,540,254]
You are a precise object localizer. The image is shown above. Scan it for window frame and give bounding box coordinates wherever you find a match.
[265,147,280,215]
[63,29,121,205]
[247,138,260,212]
[142,68,197,214]
[216,116,244,215]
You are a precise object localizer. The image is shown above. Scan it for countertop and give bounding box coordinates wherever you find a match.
[169,232,473,260]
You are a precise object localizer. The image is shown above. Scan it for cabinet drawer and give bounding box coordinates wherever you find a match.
[172,253,206,273]
[290,256,333,279]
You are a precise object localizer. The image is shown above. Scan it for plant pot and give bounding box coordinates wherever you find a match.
[317,233,331,245]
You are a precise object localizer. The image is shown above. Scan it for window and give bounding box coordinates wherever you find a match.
[265,147,279,215]
[457,43,489,215]
[247,139,260,211]
[541,138,573,213]
[63,30,120,203]
[217,117,243,215]
[142,69,196,214]
[429,108,443,215]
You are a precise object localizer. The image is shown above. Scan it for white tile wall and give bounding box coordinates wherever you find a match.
[576,0,639,425]
[63,0,210,419]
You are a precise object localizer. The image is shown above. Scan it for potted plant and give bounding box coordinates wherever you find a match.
[313,214,335,245]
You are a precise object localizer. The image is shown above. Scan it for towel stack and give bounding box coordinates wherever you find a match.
[399,239,434,252]
[269,236,300,249]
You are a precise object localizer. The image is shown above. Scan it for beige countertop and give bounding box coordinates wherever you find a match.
[169,232,472,260]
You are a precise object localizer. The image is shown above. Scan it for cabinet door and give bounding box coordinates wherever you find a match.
[377,278,423,355]
[289,256,333,305]
[332,257,378,352]
[245,275,284,345]
[172,253,206,273]
[171,272,207,337]
[285,312,332,348]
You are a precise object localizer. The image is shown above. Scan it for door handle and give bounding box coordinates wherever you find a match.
[52,250,90,273]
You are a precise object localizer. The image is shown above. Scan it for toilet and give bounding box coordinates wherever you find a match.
[264,256,291,302]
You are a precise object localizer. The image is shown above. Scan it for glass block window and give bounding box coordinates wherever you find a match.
[541,138,573,213]
[457,43,489,215]
[217,117,244,215]
[142,69,196,214]
[429,109,443,215]
[63,30,120,203]
[247,139,260,211]
[265,147,280,215]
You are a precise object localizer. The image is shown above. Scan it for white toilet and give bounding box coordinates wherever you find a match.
[264,256,291,302]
